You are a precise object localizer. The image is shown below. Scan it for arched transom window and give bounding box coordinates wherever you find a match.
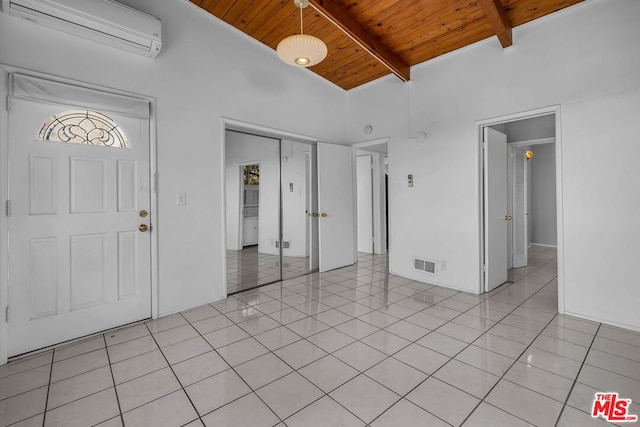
[38,110,129,148]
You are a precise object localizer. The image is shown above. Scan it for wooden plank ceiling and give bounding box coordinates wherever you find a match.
[191,0,584,90]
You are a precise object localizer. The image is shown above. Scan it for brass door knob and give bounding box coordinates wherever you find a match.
[321,213,328,217]
[139,210,149,218]
[139,224,149,232]
[504,215,512,221]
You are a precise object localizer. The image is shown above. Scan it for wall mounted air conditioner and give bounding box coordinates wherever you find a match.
[1,0,162,58]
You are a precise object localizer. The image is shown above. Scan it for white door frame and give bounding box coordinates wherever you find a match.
[476,106,565,313]
[0,65,159,365]
[220,118,319,297]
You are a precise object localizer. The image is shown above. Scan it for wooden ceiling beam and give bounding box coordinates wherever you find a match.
[309,0,410,82]
[478,0,512,48]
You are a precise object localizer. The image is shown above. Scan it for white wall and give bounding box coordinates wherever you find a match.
[531,144,557,246]
[347,0,640,330]
[281,141,310,257]
[0,0,348,332]
[225,131,279,254]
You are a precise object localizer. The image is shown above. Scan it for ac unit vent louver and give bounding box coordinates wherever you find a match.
[414,257,436,274]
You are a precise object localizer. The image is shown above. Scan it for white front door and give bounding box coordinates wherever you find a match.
[484,128,508,292]
[317,143,356,272]
[7,96,152,356]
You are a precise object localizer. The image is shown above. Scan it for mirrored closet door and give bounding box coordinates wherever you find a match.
[224,130,319,294]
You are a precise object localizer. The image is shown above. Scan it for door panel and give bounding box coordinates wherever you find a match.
[8,98,151,356]
[513,147,528,268]
[484,128,508,292]
[307,147,319,271]
[317,143,356,272]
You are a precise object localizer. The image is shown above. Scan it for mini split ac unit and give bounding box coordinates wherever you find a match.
[1,0,162,58]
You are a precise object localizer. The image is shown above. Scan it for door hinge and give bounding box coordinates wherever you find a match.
[6,96,12,112]
[5,200,11,217]
[482,141,487,150]
[5,306,10,323]
[482,264,487,272]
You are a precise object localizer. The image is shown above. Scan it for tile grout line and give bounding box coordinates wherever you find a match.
[215,276,487,426]
[553,323,602,427]
[102,334,127,427]
[456,281,568,426]
[0,252,592,426]
[208,255,537,425]
[190,280,421,426]
[174,311,286,427]
[40,350,55,427]
[368,271,561,426]
[225,291,392,425]
[5,318,152,366]
[202,257,538,425]
[8,252,609,427]
[189,256,528,426]
[139,321,210,425]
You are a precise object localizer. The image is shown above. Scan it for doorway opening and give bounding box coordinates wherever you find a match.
[353,138,389,258]
[480,109,562,298]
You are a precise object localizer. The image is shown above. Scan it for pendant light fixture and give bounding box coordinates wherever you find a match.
[277,0,327,67]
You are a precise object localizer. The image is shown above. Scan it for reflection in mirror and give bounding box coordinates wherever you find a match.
[281,141,318,280]
[225,130,281,294]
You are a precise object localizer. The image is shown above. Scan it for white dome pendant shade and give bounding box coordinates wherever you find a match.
[277,34,327,67]
[276,0,327,68]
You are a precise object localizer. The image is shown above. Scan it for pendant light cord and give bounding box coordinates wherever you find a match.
[300,6,304,35]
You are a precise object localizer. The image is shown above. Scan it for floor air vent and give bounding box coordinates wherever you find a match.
[414,257,436,274]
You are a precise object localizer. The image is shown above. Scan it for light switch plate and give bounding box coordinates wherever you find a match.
[176,193,187,206]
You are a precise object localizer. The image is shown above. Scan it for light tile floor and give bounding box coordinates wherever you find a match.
[226,246,313,294]
[2,246,640,426]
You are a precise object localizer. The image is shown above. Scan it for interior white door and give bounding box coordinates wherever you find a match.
[484,127,509,292]
[512,147,528,268]
[306,148,319,271]
[317,143,356,272]
[7,97,151,356]
[357,155,374,254]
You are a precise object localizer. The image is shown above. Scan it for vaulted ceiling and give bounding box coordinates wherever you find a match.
[190,0,584,90]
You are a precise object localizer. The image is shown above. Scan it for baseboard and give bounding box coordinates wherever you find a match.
[388,269,482,295]
[562,310,640,333]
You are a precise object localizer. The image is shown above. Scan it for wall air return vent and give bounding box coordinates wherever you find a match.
[275,240,290,249]
[414,257,437,274]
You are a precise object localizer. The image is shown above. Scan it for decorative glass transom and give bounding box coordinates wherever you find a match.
[38,110,128,148]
